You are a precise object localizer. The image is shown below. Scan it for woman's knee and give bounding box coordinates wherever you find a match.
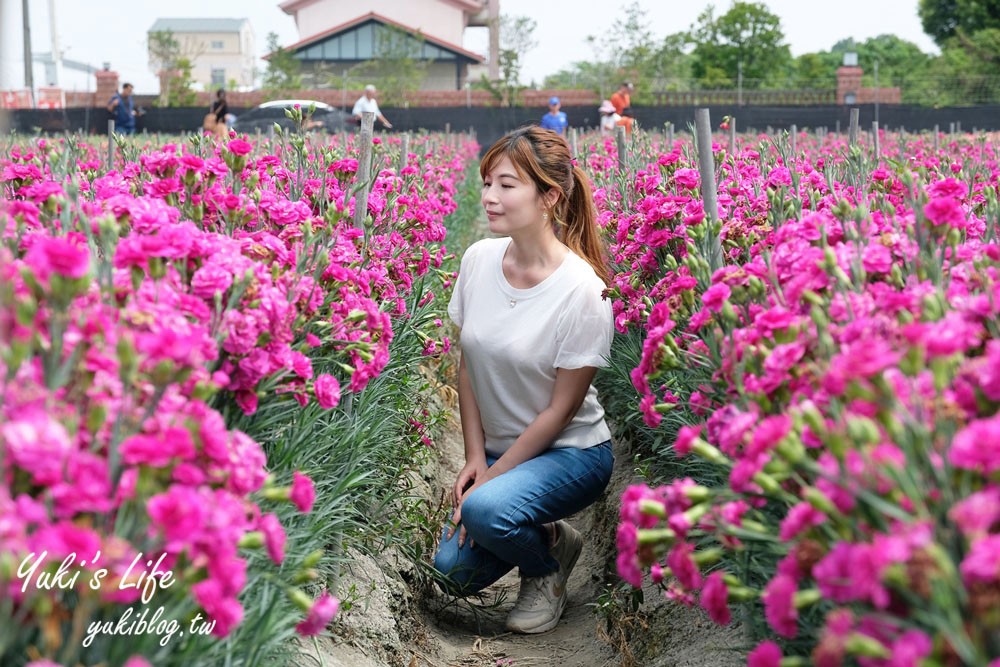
[460,487,505,536]
[433,543,482,596]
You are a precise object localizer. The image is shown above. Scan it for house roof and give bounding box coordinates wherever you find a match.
[278,0,485,16]
[148,18,250,34]
[273,12,484,63]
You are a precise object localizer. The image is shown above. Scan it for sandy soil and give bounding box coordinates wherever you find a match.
[297,411,748,667]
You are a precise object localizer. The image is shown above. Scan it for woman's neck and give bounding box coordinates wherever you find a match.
[505,227,567,273]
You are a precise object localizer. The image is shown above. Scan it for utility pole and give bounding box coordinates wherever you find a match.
[873,59,879,128]
[737,59,743,106]
[22,0,34,95]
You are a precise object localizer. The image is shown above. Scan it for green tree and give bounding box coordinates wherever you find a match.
[345,24,428,106]
[147,30,200,107]
[262,32,303,93]
[789,52,840,89]
[545,2,692,101]
[919,0,1000,46]
[476,14,537,106]
[687,2,792,89]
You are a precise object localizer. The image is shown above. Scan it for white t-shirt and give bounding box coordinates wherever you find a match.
[352,95,381,117]
[448,237,613,456]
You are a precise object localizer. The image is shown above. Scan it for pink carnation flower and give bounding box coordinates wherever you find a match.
[295,591,339,636]
[227,139,253,156]
[700,571,731,625]
[290,471,316,513]
[949,414,1000,473]
[762,574,798,638]
[747,641,783,667]
[314,373,341,409]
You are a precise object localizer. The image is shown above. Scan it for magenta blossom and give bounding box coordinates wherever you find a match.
[295,591,339,636]
[290,471,316,513]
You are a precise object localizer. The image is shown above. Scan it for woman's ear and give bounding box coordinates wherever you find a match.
[542,188,560,211]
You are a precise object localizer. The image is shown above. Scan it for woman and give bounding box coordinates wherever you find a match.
[598,99,620,137]
[210,89,228,139]
[433,126,614,634]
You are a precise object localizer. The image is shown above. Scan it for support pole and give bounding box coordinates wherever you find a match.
[848,108,860,147]
[694,108,722,270]
[353,111,375,229]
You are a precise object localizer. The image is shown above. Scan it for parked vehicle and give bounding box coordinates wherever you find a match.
[231,100,350,133]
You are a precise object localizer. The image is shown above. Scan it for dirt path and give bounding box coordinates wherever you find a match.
[302,413,746,667]
[410,422,618,667]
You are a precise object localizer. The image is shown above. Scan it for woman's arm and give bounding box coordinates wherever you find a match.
[484,366,596,480]
[457,350,486,466]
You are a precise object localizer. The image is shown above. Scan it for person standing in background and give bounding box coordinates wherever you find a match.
[539,96,569,136]
[107,82,137,135]
[598,100,619,137]
[610,81,633,116]
[211,89,229,139]
[352,84,393,129]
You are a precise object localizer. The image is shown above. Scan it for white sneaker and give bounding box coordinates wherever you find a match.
[505,521,583,634]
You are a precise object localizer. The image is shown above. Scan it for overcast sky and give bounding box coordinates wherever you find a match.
[9,0,937,94]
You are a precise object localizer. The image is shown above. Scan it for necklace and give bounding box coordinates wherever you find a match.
[509,298,516,308]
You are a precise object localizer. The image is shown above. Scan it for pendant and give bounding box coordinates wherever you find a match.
[509,299,516,308]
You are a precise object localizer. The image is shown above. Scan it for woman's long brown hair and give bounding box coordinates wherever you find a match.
[480,126,610,285]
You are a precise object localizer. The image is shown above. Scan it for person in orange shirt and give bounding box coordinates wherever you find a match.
[610,81,634,115]
[615,107,635,136]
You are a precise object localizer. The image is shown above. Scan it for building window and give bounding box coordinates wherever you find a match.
[211,68,226,87]
[211,40,224,50]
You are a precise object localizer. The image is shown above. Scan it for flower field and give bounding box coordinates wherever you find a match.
[591,127,1000,666]
[1,124,476,666]
[4,114,1000,667]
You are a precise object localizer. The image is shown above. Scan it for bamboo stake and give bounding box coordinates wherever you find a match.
[353,111,375,229]
[694,108,722,270]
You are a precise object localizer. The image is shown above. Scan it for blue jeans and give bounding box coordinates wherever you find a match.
[434,440,614,596]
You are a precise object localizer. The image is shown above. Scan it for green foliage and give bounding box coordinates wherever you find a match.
[687,1,793,89]
[262,32,304,94]
[919,0,1000,47]
[546,2,692,101]
[476,14,537,107]
[147,30,199,107]
[344,25,429,107]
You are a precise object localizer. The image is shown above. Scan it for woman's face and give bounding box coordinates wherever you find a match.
[481,156,550,236]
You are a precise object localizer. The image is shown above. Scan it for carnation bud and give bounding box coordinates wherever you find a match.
[288,588,314,612]
[844,633,891,658]
[302,549,325,568]
[793,588,822,608]
[845,416,880,444]
[636,527,677,546]
[239,531,264,549]
[802,487,837,516]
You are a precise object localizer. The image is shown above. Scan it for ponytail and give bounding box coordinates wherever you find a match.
[559,166,610,286]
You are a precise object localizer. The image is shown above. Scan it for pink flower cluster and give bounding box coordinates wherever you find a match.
[594,130,1000,664]
[0,130,476,658]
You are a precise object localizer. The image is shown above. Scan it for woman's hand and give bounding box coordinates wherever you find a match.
[448,460,488,547]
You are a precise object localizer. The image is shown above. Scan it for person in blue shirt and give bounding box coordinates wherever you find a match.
[106,83,137,135]
[539,96,568,136]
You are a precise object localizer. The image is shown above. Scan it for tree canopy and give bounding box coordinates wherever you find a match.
[919,0,1000,46]
[688,1,792,89]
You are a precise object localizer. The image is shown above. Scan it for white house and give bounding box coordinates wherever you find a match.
[148,18,256,90]
[275,0,499,90]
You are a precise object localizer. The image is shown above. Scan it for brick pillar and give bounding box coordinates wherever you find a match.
[836,66,863,104]
[95,70,119,107]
